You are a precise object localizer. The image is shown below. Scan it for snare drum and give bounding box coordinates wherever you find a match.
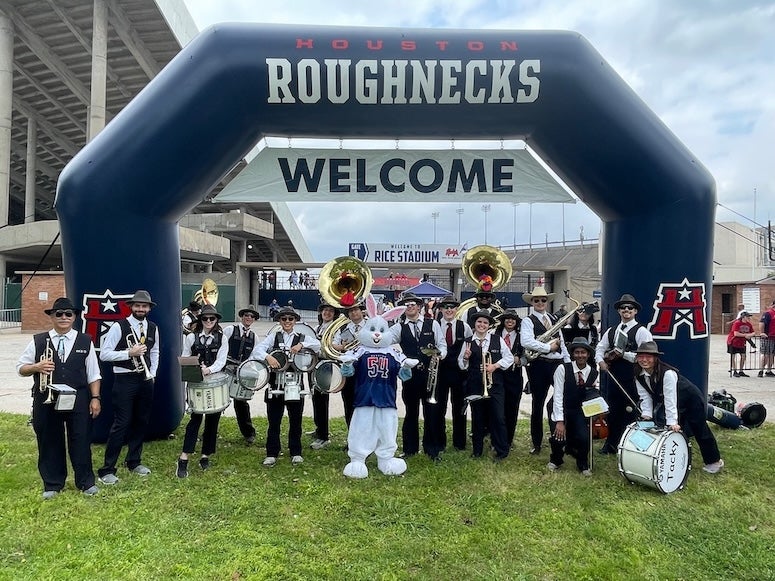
[292,348,318,372]
[737,402,767,428]
[312,360,345,393]
[230,359,270,400]
[187,372,231,414]
[618,422,691,494]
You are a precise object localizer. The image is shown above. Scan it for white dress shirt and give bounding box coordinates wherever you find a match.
[99,315,160,376]
[17,329,102,384]
[182,331,229,374]
[551,362,592,422]
[457,334,514,371]
[595,319,653,364]
[520,310,570,362]
[637,369,679,426]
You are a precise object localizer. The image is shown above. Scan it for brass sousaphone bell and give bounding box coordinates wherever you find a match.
[455,245,513,321]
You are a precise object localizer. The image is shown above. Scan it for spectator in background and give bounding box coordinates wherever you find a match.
[758,300,775,377]
[727,311,755,377]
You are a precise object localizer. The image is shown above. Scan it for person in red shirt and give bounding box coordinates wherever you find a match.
[727,311,755,377]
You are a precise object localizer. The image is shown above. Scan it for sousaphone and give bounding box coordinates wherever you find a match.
[455,245,513,321]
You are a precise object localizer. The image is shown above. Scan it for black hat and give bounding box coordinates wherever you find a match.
[126,289,156,307]
[635,341,663,355]
[568,336,595,356]
[397,293,423,306]
[44,297,81,315]
[474,290,496,300]
[188,301,201,312]
[238,305,260,319]
[739,311,751,318]
[614,294,642,311]
[199,304,222,320]
[317,302,339,314]
[274,306,301,322]
[437,295,460,308]
[471,310,496,325]
[497,309,520,321]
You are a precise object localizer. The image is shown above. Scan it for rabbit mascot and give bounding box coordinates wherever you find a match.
[340,295,418,478]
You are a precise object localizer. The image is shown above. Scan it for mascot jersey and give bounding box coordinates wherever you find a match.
[352,351,402,409]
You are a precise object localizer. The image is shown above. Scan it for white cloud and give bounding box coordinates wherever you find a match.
[184,0,775,258]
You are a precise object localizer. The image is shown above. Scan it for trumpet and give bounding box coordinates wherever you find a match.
[126,329,153,381]
[39,341,55,404]
[481,350,493,398]
[422,344,441,404]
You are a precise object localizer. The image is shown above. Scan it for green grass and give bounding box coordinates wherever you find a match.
[1,412,773,580]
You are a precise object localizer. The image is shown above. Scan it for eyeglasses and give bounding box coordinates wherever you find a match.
[279,316,296,321]
[532,298,548,303]
[242,314,255,319]
[442,305,456,309]
[403,302,418,307]
[54,310,75,318]
[201,316,217,322]
[619,305,636,311]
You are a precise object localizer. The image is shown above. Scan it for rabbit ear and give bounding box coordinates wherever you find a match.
[366,294,378,318]
[381,306,406,322]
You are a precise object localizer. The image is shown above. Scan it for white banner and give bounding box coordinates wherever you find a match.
[214,148,574,203]
[349,242,466,264]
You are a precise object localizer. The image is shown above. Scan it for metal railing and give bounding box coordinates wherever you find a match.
[729,335,772,375]
[0,308,21,329]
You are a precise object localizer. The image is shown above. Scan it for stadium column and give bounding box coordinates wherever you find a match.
[0,9,12,232]
[24,118,36,223]
[87,0,108,140]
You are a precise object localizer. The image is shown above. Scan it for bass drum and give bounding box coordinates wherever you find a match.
[737,402,767,428]
[311,360,345,394]
[618,421,691,494]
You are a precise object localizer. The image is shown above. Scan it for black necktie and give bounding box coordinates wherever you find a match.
[620,324,627,331]
[412,321,419,339]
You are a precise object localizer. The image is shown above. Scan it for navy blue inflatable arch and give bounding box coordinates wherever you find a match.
[56,24,715,440]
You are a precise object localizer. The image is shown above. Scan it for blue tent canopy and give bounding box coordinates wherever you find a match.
[404,281,451,298]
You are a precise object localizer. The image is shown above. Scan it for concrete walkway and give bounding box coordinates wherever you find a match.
[1,322,771,423]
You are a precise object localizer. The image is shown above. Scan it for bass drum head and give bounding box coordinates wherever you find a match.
[737,402,767,428]
[312,360,345,393]
[268,350,289,371]
[618,422,691,494]
[236,359,270,390]
[292,348,318,372]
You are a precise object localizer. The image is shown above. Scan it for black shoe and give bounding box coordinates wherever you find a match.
[765,371,775,377]
[176,459,188,479]
[758,370,764,377]
[739,371,750,378]
[598,445,615,455]
[245,435,256,445]
[733,371,741,377]
[529,447,542,455]
[471,452,482,458]
[429,455,442,464]
[199,457,210,471]
[398,452,416,459]
[523,383,532,395]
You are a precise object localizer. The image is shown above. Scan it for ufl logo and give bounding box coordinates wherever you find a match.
[81,290,133,351]
[648,278,708,339]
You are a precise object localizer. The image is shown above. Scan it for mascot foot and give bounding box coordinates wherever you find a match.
[378,457,407,476]
[343,461,369,479]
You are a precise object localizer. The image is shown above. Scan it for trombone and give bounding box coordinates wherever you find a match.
[127,327,154,381]
[38,340,55,404]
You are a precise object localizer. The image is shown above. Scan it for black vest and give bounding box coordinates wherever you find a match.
[439,319,466,369]
[191,331,223,367]
[228,325,255,363]
[32,332,91,397]
[267,332,305,391]
[463,336,504,396]
[499,329,524,386]
[560,363,600,412]
[400,319,436,366]
[113,318,157,371]
[529,313,560,339]
[607,323,643,380]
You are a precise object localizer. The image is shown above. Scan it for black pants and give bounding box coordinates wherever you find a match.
[401,373,426,455]
[99,374,154,476]
[450,381,468,450]
[265,395,304,457]
[422,381,449,458]
[548,406,590,471]
[488,383,509,458]
[654,383,721,465]
[310,389,330,440]
[233,399,255,439]
[33,388,95,492]
[602,373,639,451]
[503,371,524,448]
[341,376,355,428]
[182,411,222,456]
[526,358,561,449]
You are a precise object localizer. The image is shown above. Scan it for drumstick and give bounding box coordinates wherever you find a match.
[603,369,643,417]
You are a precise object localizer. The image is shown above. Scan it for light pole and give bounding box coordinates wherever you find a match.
[456,207,464,244]
[431,211,440,243]
[481,204,491,245]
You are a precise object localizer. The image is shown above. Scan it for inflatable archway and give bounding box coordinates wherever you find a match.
[56,24,715,440]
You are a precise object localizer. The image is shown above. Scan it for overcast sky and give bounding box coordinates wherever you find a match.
[183,0,774,262]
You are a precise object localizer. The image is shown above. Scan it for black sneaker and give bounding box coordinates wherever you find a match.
[765,371,775,377]
[733,371,741,377]
[176,458,188,479]
[199,457,210,471]
[739,371,750,377]
[758,370,764,377]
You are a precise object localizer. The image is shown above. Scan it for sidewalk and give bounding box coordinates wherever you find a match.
[1,323,771,423]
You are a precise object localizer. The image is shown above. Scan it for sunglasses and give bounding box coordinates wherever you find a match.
[242,313,255,318]
[201,316,218,322]
[54,310,75,318]
[279,316,296,321]
[403,302,418,307]
[442,305,456,309]
[619,305,636,311]
[532,298,548,303]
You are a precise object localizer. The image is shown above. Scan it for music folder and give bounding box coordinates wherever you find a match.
[178,356,203,383]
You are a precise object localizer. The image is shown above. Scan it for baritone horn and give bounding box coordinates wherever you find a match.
[456,245,513,321]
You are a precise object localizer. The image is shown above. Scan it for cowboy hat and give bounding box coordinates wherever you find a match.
[273,306,301,322]
[198,304,222,320]
[614,294,642,311]
[126,289,156,307]
[635,341,663,355]
[568,336,595,356]
[496,309,520,321]
[238,305,260,318]
[44,297,81,315]
[522,286,555,303]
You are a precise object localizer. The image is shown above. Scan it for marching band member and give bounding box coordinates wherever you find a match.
[181,300,201,335]
[495,309,525,450]
[561,308,599,350]
[547,337,599,476]
[17,298,102,499]
[224,306,260,444]
[98,289,159,485]
[595,293,652,455]
[458,311,514,460]
[176,305,229,478]
[464,289,498,327]
[390,292,447,460]
[331,303,367,428]
[520,286,569,455]
[634,341,724,474]
[436,296,472,451]
[309,301,339,449]
[251,306,320,467]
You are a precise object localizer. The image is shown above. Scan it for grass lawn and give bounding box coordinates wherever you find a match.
[0,412,773,580]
